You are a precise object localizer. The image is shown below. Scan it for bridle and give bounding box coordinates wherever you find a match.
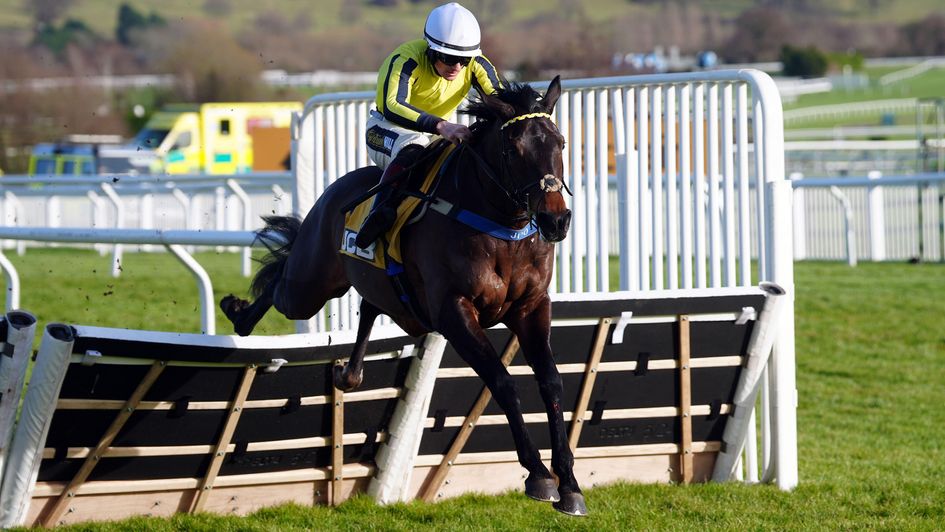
[459,112,569,221]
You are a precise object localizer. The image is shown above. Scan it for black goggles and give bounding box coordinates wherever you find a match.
[433,51,471,67]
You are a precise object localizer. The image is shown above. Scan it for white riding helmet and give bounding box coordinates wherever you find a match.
[424,2,481,58]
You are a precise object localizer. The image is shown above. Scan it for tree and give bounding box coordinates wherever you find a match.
[25,0,86,54]
[780,44,827,78]
[253,12,294,35]
[116,3,165,46]
[23,0,78,29]
[160,20,263,102]
[898,13,945,56]
[33,18,98,55]
[0,38,127,173]
[721,7,791,62]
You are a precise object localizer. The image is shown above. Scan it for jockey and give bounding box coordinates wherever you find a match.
[356,2,504,249]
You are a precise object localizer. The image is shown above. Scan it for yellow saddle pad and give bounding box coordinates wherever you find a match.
[340,144,455,270]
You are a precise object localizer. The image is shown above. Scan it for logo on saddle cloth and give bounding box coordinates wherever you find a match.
[341,144,456,270]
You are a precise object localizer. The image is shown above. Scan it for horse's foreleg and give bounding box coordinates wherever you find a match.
[333,300,382,392]
[508,298,587,516]
[436,297,554,498]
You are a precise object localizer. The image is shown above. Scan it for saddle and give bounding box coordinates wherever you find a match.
[340,139,542,329]
[340,142,456,271]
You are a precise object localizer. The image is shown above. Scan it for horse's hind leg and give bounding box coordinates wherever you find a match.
[220,280,274,337]
[333,300,381,392]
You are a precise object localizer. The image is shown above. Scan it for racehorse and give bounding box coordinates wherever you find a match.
[220,76,586,515]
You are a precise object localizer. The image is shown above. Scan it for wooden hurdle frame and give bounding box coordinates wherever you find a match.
[0,286,784,527]
[406,288,781,501]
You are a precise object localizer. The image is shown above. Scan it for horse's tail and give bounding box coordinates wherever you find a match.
[250,215,302,299]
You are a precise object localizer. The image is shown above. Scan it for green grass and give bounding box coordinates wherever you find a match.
[0,0,667,37]
[6,247,295,336]
[784,66,945,133]
[1,0,942,38]
[786,67,945,109]
[2,249,945,529]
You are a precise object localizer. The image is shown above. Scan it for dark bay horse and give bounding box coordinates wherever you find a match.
[220,76,586,515]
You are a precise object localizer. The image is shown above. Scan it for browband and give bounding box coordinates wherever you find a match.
[500,112,554,130]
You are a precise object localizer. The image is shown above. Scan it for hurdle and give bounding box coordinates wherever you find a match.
[291,69,798,491]
[0,69,795,525]
[0,284,784,526]
[0,311,38,492]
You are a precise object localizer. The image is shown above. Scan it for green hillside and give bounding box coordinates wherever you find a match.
[0,0,942,38]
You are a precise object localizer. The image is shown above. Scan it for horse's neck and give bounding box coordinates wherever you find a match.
[440,143,530,229]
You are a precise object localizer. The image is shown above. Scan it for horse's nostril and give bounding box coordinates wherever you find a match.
[535,210,571,241]
[560,210,572,232]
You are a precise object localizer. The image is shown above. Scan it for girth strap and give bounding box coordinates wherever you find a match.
[384,257,433,331]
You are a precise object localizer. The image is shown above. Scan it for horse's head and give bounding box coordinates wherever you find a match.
[465,76,571,243]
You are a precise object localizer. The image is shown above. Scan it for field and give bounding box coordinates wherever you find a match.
[1,0,943,37]
[2,249,944,530]
[786,67,945,110]
[783,65,945,134]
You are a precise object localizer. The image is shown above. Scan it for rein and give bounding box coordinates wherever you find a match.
[458,144,527,220]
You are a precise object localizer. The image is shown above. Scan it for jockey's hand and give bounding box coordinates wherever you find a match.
[436,120,472,144]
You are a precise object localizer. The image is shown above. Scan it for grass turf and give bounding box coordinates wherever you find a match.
[2,249,943,530]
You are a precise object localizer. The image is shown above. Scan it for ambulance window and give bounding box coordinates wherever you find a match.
[62,159,77,174]
[172,132,192,149]
[220,119,231,135]
[34,158,54,174]
[133,128,169,148]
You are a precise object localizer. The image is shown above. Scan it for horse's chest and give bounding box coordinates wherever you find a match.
[416,235,551,320]
[473,255,545,310]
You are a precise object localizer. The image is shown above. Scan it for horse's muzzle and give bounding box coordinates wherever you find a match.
[536,209,572,242]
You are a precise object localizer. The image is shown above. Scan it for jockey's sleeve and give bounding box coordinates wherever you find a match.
[471,55,504,95]
[380,54,443,134]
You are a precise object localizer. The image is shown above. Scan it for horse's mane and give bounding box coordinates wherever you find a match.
[464,82,545,136]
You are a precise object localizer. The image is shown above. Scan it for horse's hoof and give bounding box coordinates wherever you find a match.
[524,476,560,502]
[553,492,588,516]
[332,363,361,392]
[220,294,236,313]
[220,295,253,336]
[332,364,348,391]
[220,295,246,316]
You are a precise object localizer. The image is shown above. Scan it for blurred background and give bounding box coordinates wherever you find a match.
[1,0,944,175]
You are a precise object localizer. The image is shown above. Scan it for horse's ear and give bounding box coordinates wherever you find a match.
[542,75,562,113]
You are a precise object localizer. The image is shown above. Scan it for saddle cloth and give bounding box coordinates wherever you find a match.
[340,143,455,270]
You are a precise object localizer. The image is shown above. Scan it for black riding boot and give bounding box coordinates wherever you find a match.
[355,147,421,249]
[355,183,399,249]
